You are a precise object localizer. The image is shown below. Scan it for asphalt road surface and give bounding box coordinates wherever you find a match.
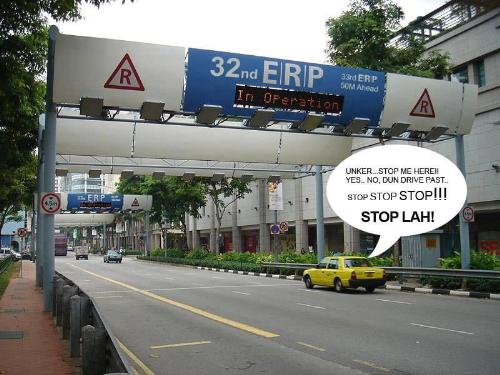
[55,255,500,375]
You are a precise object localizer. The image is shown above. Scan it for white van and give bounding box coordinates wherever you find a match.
[0,247,11,259]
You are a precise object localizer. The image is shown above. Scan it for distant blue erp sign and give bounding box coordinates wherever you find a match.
[67,194,123,211]
[184,48,385,127]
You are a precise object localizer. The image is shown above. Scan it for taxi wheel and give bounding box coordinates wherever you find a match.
[365,286,375,293]
[304,275,314,289]
[334,278,345,293]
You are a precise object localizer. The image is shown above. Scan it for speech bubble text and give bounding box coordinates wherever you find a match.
[327,145,467,257]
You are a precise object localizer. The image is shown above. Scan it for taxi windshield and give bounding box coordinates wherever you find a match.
[343,258,371,268]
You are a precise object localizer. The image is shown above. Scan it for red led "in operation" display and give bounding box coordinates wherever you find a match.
[234,85,344,114]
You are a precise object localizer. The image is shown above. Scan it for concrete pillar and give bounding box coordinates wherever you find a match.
[70,295,81,357]
[294,179,308,253]
[186,213,192,249]
[62,285,78,339]
[231,196,242,252]
[55,278,65,326]
[192,217,200,249]
[209,199,216,253]
[258,179,270,252]
[82,325,106,375]
[343,223,360,253]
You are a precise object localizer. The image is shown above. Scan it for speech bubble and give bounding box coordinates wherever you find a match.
[326,145,467,258]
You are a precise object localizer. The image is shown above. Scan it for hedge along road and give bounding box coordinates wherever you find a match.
[56,255,500,375]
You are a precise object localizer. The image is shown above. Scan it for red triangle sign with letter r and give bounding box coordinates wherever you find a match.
[104,53,145,91]
[409,88,435,118]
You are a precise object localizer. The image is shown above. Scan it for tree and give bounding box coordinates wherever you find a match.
[0,1,132,237]
[199,178,251,254]
[0,153,37,235]
[116,176,206,249]
[326,0,451,78]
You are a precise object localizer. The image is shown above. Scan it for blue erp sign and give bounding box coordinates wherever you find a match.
[184,48,385,127]
[67,194,123,211]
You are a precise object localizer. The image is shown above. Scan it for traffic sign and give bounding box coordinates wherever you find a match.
[279,221,289,233]
[17,228,28,238]
[184,48,385,127]
[409,88,435,118]
[462,206,474,222]
[270,224,280,235]
[67,193,123,211]
[41,192,61,215]
[104,53,145,91]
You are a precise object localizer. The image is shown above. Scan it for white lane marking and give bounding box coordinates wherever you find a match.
[232,291,251,296]
[297,288,320,293]
[92,290,134,294]
[247,281,261,284]
[296,303,326,310]
[376,298,413,305]
[296,341,325,352]
[410,323,474,335]
[211,276,223,279]
[94,295,123,299]
[353,359,389,372]
[150,340,211,349]
[164,277,174,280]
[146,284,295,292]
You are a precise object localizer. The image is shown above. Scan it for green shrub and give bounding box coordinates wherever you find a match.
[440,251,500,270]
[185,249,215,259]
[124,249,142,256]
[150,248,165,257]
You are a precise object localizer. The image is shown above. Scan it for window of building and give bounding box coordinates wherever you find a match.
[451,66,469,83]
[474,60,485,87]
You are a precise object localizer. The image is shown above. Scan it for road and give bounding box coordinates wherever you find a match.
[56,255,500,375]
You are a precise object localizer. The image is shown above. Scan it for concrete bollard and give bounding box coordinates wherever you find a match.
[82,325,107,375]
[52,276,59,316]
[62,285,77,339]
[70,295,81,357]
[80,294,91,328]
[55,279,66,326]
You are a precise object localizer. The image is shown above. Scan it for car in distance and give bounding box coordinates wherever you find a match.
[75,245,89,260]
[303,256,386,293]
[104,250,122,263]
[10,250,22,262]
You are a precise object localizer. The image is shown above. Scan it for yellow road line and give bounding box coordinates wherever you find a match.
[150,340,212,349]
[71,264,279,338]
[353,359,390,372]
[131,367,141,375]
[116,338,155,375]
[296,341,326,352]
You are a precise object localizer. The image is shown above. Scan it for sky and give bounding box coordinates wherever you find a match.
[54,0,448,64]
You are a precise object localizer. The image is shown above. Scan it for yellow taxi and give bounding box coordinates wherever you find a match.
[303,256,386,293]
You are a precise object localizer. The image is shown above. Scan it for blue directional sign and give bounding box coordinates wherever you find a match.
[67,194,123,211]
[184,48,385,127]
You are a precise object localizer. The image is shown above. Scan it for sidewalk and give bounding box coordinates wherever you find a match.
[0,261,75,375]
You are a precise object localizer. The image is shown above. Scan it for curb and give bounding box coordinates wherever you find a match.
[385,284,500,300]
[194,266,500,300]
[195,266,303,281]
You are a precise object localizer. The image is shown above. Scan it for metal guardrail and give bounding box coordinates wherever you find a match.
[261,262,500,279]
[383,267,500,280]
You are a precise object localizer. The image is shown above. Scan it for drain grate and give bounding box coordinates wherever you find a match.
[0,331,24,339]
[0,308,25,315]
